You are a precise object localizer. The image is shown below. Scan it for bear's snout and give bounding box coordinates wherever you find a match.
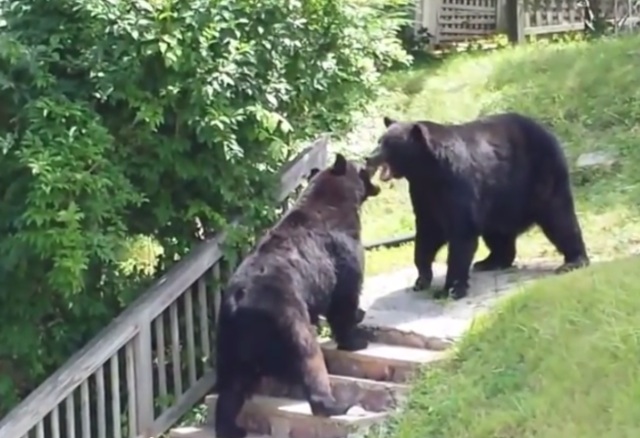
[364,148,385,173]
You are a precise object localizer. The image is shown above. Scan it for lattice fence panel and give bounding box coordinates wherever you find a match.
[438,0,499,43]
[524,0,585,34]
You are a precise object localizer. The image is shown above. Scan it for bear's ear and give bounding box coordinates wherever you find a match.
[330,153,348,176]
[307,168,320,181]
[383,116,397,128]
[409,123,427,146]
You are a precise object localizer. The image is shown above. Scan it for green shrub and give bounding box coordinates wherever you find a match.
[0,0,409,413]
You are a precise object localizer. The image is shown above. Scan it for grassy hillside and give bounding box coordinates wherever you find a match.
[338,34,640,275]
[354,33,640,438]
[368,256,640,438]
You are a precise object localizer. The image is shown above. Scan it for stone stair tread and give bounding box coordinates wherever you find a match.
[362,308,469,341]
[259,373,409,397]
[207,394,386,422]
[321,341,448,365]
[169,425,268,437]
[326,373,410,388]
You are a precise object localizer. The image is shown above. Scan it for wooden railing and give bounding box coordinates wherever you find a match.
[0,136,329,438]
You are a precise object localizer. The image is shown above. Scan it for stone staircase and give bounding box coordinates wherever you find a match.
[169,262,555,438]
[169,325,450,438]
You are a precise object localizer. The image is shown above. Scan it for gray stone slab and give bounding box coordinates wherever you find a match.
[360,261,557,342]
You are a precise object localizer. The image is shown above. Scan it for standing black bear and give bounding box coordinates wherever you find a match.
[214,153,380,438]
[365,112,589,300]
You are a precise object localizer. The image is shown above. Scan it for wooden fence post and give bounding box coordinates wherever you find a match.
[496,0,508,32]
[421,0,441,46]
[133,326,155,437]
[506,0,526,43]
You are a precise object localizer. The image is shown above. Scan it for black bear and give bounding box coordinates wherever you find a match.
[214,153,380,438]
[365,112,589,300]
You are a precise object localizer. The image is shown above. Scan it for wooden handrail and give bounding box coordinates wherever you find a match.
[0,135,330,438]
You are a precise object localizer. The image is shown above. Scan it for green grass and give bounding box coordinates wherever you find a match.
[334,34,640,276]
[369,256,640,438]
[126,35,640,278]
[351,34,640,438]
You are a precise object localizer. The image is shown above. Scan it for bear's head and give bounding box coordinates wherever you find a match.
[309,153,380,204]
[365,116,427,181]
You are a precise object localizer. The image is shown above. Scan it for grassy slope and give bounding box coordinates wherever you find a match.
[370,256,640,438]
[351,34,640,438]
[335,34,640,276]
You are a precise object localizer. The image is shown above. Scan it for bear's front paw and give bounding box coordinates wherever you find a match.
[310,396,351,417]
[354,307,366,324]
[433,285,468,300]
[473,257,513,272]
[215,423,247,438]
[336,332,369,352]
[554,256,589,274]
[412,274,432,291]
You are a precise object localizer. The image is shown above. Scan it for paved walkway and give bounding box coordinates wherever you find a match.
[359,260,558,345]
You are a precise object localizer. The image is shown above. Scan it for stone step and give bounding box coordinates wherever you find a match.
[315,312,455,351]
[170,426,269,438]
[257,374,409,412]
[321,341,447,383]
[360,323,455,351]
[205,395,386,438]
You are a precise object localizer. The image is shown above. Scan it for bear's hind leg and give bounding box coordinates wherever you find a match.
[535,186,589,273]
[215,377,258,438]
[473,232,517,272]
[214,310,263,438]
[326,249,369,351]
[293,322,351,416]
[326,285,369,352]
[435,234,478,300]
[309,307,364,330]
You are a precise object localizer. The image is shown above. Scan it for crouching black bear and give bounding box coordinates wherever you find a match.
[214,153,380,438]
[365,112,589,300]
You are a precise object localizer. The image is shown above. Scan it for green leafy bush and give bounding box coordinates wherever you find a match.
[0,0,409,414]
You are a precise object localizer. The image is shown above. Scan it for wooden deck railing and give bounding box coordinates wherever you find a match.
[0,136,329,438]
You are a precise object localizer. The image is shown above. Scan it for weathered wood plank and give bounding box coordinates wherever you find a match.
[169,302,183,397]
[81,380,91,438]
[51,406,61,438]
[184,289,197,386]
[133,326,154,436]
[65,395,75,438]
[506,0,526,42]
[277,134,329,202]
[95,367,107,438]
[125,342,137,438]
[197,276,211,364]
[150,371,217,437]
[111,355,122,438]
[525,21,584,34]
[154,314,168,399]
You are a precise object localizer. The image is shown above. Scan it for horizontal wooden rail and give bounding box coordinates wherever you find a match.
[364,233,415,251]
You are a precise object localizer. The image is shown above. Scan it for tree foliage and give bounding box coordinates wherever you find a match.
[0,0,410,413]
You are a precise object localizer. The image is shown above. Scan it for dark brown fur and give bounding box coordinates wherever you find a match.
[214,154,379,438]
[366,113,589,300]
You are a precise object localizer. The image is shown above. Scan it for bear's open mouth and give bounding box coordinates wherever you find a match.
[378,163,393,182]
